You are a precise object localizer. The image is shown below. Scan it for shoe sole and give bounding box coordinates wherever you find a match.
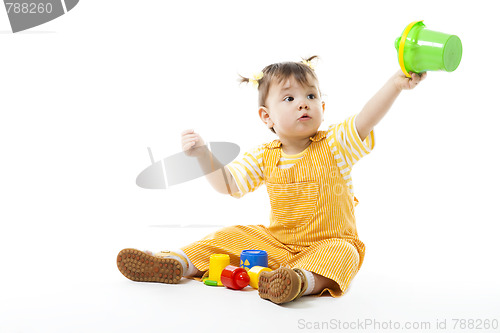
[258,267,300,304]
[117,248,183,284]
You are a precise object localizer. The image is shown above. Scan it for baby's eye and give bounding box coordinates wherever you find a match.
[284,96,294,102]
[307,94,316,99]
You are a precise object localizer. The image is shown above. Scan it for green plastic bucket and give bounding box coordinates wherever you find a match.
[395,20,462,77]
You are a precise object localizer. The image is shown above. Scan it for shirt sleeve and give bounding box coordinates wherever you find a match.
[226,143,266,198]
[326,113,375,172]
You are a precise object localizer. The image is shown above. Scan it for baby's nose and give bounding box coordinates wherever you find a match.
[298,103,309,110]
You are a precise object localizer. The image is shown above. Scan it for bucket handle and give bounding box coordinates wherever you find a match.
[398,20,424,78]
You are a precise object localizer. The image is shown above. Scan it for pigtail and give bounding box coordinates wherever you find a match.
[301,55,319,71]
[238,72,264,88]
[303,55,319,63]
[238,74,250,85]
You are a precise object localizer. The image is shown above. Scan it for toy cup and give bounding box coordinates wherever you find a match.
[240,250,268,271]
[248,266,272,289]
[203,254,230,286]
[395,20,462,77]
[220,265,250,290]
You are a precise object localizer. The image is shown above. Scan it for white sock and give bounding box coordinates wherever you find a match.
[171,249,197,277]
[301,269,316,296]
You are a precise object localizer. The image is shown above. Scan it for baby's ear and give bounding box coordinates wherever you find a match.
[258,107,274,129]
[258,106,267,119]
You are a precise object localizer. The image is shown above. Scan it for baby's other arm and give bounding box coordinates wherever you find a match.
[355,70,427,141]
[181,129,239,195]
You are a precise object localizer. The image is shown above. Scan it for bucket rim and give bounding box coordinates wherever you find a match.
[398,20,425,78]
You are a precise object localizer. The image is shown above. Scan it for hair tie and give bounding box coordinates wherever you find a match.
[301,59,315,70]
[248,72,264,88]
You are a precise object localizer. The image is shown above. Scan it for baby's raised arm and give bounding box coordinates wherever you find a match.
[356,70,427,141]
[181,129,239,195]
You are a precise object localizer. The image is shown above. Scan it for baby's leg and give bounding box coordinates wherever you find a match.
[287,239,361,297]
[118,225,289,285]
[309,271,342,295]
[258,240,357,304]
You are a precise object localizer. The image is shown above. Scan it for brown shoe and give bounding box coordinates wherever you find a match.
[117,248,185,284]
[258,267,308,304]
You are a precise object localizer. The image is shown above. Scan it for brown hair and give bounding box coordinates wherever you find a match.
[239,56,320,134]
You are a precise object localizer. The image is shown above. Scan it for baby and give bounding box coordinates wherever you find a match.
[117,56,426,304]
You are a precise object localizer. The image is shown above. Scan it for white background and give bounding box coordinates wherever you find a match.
[1,1,499,332]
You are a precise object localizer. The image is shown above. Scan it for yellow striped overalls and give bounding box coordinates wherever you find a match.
[182,130,365,297]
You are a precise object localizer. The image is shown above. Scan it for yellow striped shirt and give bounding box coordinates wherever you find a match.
[227,113,375,199]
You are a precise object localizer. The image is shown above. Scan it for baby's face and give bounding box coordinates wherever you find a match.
[260,76,325,139]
